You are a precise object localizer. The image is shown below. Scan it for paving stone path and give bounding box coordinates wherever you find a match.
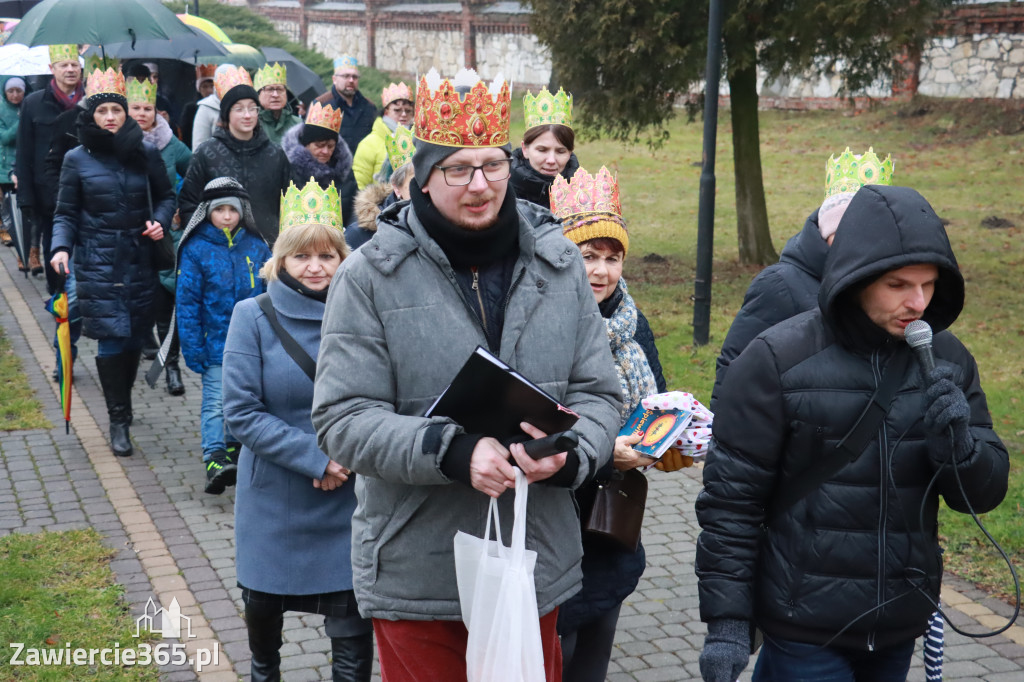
[1,244,1021,681]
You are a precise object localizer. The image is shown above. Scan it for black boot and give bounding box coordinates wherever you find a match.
[245,603,283,682]
[141,328,159,361]
[95,355,133,457]
[165,361,185,396]
[329,633,373,682]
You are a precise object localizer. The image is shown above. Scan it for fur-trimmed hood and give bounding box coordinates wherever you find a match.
[353,182,393,233]
[281,122,353,188]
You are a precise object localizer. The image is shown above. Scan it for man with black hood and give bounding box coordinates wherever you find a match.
[694,184,1009,682]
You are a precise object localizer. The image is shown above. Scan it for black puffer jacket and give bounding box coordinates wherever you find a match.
[711,210,827,409]
[695,185,1009,650]
[509,147,579,210]
[178,126,291,245]
[51,118,175,340]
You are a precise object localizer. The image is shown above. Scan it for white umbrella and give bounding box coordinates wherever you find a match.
[0,42,50,75]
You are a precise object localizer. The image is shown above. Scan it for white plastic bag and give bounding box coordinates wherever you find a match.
[453,468,545,682]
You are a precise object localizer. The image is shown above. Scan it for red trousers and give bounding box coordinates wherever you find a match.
[373,608,562,681]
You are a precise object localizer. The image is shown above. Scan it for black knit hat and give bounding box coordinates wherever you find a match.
[87,92,127,113]
[219,84,259,123]
[299,122,337,146]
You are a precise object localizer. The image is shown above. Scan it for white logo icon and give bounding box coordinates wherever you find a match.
[134,597,195,639]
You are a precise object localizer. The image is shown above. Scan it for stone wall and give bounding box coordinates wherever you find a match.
[376,27,465,75]
[919,34,1024,98]
[474,31,550,85]
[307,21,368,63]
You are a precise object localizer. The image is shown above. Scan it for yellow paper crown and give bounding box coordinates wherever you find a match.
[824,147,895,199]
[385,125,415,171]
[524,87,573,130]
[48,44,78,65]
[414,68,510,148]
[381,82,412,108]
[305,101,342,134]
[214,66,252,100]
[125,77,157,105]
[280,179,344,232]
[254,62,287,91]
[85,68,126,100]
[83,54,118,74]
[550,166,629,253]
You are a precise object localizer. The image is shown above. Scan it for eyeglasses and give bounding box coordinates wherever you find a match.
[230,105,259,115]
[335,73,359,81]
[434,158,512,186]
[262,86,286,94]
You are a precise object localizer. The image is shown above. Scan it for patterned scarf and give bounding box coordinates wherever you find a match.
[605,279,657,419]
[50,80,84,111]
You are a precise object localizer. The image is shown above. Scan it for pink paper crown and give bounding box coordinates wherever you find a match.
[305,101,342,134]
[85,68,126,99]
[214,66,252,100]
[550,166,622,220]
[381,82,412,108]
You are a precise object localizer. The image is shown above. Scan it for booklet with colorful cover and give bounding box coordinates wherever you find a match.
[617,403,694,460]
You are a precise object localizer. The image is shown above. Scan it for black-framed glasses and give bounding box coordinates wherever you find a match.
[434,158,512,186]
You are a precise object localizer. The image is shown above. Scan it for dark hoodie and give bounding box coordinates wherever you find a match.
[509,147,579,209]
[696,185,1008,651]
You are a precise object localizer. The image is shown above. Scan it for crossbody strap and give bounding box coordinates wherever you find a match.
[769,347,911,519]
[256,294,317,382]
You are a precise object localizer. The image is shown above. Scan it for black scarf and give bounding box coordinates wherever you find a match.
[279,269,329,302]
[409,178,519,269]
[77,112,148,170]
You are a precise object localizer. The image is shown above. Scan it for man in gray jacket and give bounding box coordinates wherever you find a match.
[311,69,622,680]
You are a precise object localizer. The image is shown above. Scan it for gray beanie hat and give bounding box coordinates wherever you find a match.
[209,196,242,214]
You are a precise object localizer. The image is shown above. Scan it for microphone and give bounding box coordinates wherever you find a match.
[905,319,935,377]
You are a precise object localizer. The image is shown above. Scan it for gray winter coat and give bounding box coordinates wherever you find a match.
[312,199,622,621]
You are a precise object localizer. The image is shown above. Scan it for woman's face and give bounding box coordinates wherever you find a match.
[283,244,341,291]
[306,139,336,164]
[580,241,624,304]
[128,102,156,131]
[93,103,126,133]
[385,99,414,127]
[521,130,571,176]
[228,99,259,139]
[5,88,23,106]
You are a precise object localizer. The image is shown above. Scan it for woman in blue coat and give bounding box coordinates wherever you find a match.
[223,180,372,682]
[51,69,175,458]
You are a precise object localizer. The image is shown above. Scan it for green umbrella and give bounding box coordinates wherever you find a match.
[7,0,193,48]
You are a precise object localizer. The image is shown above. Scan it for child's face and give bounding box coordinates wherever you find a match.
[210,205,240,231]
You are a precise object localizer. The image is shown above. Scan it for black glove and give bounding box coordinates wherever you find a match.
[699,618,750,682]
[923,365,973,464]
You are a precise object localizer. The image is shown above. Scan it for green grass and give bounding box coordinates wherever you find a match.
[544,98,1023,602]
[0,529,160,680]
[0,326,49,431]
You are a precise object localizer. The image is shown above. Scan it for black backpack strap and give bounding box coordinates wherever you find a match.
[769,347,911,518]
[256,294,317,382]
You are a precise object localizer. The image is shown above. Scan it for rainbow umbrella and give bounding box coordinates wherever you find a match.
[44,268,73,433]
[176,13,229,43]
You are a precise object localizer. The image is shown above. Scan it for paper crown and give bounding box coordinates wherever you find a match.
[125,77,157,105]
[214,66,252,100]
[254,62,287,91]
[280,179,344,232]
[196,63,216,80]
[824,147,895,199]
[385,125,415,171]
[85,68,126,100]
[381,81,412,108]
[83,54,118,74]
[550,166,629,253]
[414,68,510,148]
[524,87,573,130]
[333,54,357,70]
[305,101,342,133]
[48,44,78,65]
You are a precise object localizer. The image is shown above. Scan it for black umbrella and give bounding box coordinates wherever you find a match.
[8,190,29,278]
[82,25,228,63]
[0,0,42,19]
[260,47,326,106]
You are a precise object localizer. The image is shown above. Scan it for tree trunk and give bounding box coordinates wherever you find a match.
[728,64,777,265]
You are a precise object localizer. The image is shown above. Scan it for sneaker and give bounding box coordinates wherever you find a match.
[204,451,237,495]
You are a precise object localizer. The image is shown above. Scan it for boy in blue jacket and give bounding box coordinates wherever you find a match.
[176,178,271,494]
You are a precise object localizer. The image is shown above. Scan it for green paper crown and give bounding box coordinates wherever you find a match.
[83,54,117,74]
[49,44,78,65]
[254,62,287,91]
[126,77,157,105]
[385,125,415,171]
[524,87,572,130]
[280,179,343,233]
[824,147,894,199]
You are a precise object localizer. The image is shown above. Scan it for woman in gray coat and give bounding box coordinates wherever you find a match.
[222,207,371,682]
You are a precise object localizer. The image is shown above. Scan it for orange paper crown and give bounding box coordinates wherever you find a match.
[196,64,216,80]
[214,66,252,100]
[305,101,342,134]
[85,68,126,100]
[381,81,412,108]
[550,166,629,253]
[414,68,510,148]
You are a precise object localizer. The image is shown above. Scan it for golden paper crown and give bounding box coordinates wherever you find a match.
[524,87,573,130]
[280,179,344,232]
[305,101,342,134]
[824,147,895,199]
[254,62,287,91]
[550,166,629,253]
[85,68,126,100]
[381,81,412,108]
[414,68,510,148]
[48,44,78,65]
[125,77,157,105]
[83,54,118,74]
[385,125,415,171]
[214,66,252,100]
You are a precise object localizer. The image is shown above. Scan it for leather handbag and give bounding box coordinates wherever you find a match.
[583,469,648,552]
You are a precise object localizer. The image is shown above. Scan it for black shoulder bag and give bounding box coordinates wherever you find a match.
[256,294,317,381]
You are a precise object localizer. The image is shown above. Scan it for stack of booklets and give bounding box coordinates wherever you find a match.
[637,391,714,459]
[619,391,714,460]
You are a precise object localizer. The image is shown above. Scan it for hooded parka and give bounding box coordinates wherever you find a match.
[510,147,579,210]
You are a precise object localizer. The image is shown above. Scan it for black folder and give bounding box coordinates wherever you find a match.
[425,346,580,439]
